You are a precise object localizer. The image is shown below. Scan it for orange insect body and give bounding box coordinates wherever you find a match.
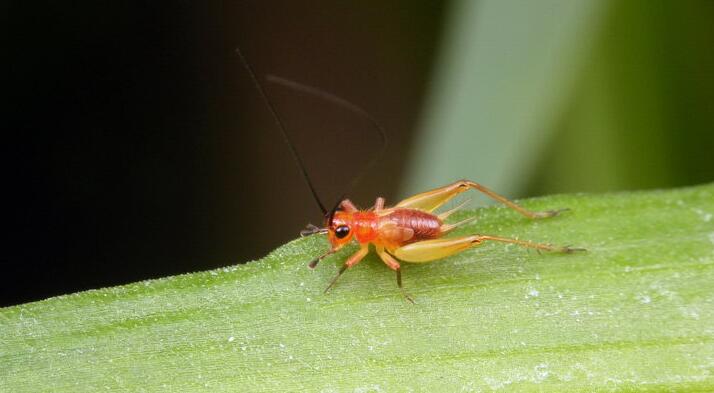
[311,179,583,302]
[234,49,581,303]
[329,208,442,251]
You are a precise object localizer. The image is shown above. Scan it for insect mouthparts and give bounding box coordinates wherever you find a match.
[300,224,327,237]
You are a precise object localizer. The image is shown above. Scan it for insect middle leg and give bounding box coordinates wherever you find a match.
[376,246,414,303]
[392,235,583,263]
[395,179,565,219]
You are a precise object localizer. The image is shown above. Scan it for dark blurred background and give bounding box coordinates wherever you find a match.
[3,1,713,306]
[3,1,444,306]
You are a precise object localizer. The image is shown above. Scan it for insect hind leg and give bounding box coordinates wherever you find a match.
[392,235,584,263]
[396,179,567,219]
[459,181,567,219]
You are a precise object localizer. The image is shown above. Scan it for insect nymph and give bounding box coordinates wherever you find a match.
[307,181,581,303]
[236,49,583,303]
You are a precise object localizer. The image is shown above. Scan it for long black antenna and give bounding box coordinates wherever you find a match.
[265,75,388,215]
[235,48,327,215]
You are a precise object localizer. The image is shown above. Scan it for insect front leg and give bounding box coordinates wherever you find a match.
[324,244,369,294]
[339,199,358,213]
[376,246,414,304]
[396,179,566,219]
[392,235,584,263]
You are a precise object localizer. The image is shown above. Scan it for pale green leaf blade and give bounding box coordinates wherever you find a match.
[1,183,713,392]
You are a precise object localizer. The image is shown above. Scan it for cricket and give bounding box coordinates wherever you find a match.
[236,49,583,303]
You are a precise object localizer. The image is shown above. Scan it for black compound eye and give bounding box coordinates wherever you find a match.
[334,225,350,239]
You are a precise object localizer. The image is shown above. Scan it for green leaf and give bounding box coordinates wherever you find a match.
[2,183,713,392]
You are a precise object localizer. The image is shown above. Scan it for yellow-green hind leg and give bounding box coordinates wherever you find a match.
[392,235,584,263]
[395,179,566,218]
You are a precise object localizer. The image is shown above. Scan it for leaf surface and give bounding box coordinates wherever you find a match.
[2,184,713,392]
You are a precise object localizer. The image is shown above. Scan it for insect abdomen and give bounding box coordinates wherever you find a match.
[386,208,442,243]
